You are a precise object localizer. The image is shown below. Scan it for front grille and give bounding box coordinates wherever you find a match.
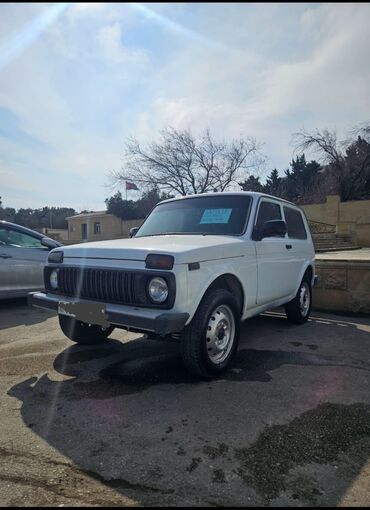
[44,266,175,309]
[59,267,136,304]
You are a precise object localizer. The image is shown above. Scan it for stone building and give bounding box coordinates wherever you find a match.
[66,211,144,243]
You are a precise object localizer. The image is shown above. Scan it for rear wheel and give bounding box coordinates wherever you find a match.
[285,278,312,325]
[59,314,114,344]
[180,289,240,378]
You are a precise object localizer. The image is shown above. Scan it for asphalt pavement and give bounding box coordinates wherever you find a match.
[0,298,369,506]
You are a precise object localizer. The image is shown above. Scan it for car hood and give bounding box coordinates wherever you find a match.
[61,235,246,264]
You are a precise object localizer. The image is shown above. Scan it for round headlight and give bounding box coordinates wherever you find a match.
[50,269,58,290]
[148,277,168,304]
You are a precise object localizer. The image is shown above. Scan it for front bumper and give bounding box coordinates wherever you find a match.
[28,292,189,336]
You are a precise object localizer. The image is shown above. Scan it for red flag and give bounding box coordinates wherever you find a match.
[125,181,139,191]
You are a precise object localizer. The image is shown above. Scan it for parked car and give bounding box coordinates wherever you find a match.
[29,192,316,377]
[0,220,62,299]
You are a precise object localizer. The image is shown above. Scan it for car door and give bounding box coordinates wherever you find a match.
[282,205,310,288]
[0,226,49,297]
[254,199,293,305]
[0,226,16,297]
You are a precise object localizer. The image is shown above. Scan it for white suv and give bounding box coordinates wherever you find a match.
[29,192,316,378]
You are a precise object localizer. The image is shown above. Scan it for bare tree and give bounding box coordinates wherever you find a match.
[293,123,370,201]
[110,127,264,196]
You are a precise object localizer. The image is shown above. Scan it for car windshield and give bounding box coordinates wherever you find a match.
[136,195,252,237]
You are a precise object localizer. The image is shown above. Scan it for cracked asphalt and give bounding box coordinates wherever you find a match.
[0,298,370,507]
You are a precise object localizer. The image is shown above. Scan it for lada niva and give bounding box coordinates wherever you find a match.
[29,192,316,378]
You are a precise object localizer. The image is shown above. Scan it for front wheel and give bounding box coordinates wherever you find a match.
[180,289,240,378]
[285,278,312,325]
[59,314,114,345]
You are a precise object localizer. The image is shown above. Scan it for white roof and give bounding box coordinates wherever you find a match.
[159,191,296,207]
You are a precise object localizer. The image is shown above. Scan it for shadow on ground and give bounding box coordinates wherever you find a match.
[7,312,370,506]
[0,297,53,330]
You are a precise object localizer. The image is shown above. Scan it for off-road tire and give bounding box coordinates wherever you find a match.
[59,314,114,345]
[285,276,312,325]
[180,289,240,378]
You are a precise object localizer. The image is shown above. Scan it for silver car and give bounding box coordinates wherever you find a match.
[0,221,62,299]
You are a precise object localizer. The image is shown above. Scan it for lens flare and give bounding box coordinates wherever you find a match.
[0,3,69,72]
[128,2,231,53]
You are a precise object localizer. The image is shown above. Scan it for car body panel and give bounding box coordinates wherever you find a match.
[0,221,62,299]
[31,192,315,331]
[61,234,248,265]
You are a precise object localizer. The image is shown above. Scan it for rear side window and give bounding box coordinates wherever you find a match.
[256,201,281,228]
[5,228,46,248]
[284,207,307,240]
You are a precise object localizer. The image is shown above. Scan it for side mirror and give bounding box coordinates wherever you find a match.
[253,220,287,241]
[41,237,60,250]
[129,227,139,238]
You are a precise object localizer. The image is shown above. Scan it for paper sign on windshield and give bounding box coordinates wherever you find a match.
[200,208,232,224]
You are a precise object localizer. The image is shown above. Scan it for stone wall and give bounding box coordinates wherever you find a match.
[313,259,370,314]
[40,228,69,242]
[301,195,370,247]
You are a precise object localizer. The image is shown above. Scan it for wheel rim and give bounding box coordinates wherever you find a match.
[299,282,310,317]
[205,304,236,365]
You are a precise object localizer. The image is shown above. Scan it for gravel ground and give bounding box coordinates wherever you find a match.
[0,298,370,507]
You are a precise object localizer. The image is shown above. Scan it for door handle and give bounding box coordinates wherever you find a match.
[285,244,292,250]
[0,254,12,258]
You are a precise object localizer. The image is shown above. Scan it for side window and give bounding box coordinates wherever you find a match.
[256,201,282,228]
[6,229,46,249]
[0,228,9,246]
[284,207,307,240]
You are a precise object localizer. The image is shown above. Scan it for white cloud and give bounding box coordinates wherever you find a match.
[131,3,370,171]
[97,22,148,65]
[0,2,369,209]
[258,4,370,120]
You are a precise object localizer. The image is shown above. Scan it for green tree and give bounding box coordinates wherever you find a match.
[239,175,264,192]
[105,192,139,221]
[0,206,16,222]
[0,206,76,229]
[278,156,323,204]
[240,156,323,204]
[105,188,173,220]
[294,123,370,201]
[264,168,282,196]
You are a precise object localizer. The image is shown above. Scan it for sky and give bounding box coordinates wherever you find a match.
[0,2,369,212]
